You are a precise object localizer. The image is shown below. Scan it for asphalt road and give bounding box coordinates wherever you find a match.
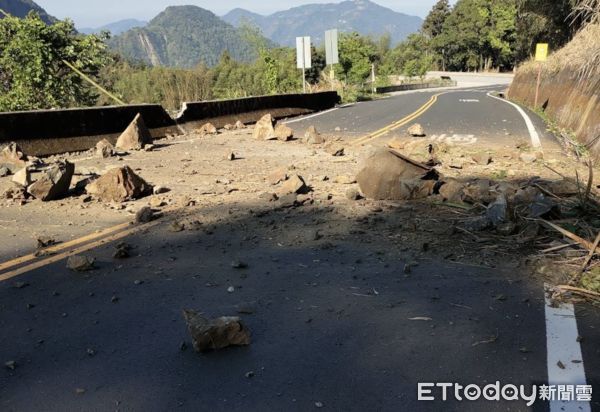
[0,84,597,411]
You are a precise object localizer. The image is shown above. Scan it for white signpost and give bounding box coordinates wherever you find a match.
[296,36,312,93]
[325,29,339,88]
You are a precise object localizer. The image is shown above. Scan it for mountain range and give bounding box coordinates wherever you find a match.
[108,6,259,68]
[2,0,424,69]
[79,19,147,35]
[222,0,423,46]
[0,0,54,24]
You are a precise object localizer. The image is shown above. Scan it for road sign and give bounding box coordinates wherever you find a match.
[325,29,339,65]
[535,43,549,62]
[296,36,312,69]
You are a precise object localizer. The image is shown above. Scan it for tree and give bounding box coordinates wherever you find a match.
[423,0,452,38]
[337,32,378,84]
[0,12,112,111]
[515,0,577,62]
[435,0,517,71]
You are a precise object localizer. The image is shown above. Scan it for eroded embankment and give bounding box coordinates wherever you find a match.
[508,24,600,159]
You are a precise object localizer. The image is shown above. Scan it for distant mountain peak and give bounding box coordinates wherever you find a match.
[0,0,55,24]
[109,5,264,68]
[222,0,422,46]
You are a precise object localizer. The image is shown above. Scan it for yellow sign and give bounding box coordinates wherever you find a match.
[535,43,549,62]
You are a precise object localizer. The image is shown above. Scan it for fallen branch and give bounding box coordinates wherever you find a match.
[541,220,600,255]
[556,285,600,300]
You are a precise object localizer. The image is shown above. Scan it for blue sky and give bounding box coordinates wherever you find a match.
[34,0,449,28]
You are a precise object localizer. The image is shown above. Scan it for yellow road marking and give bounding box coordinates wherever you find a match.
[0,220,162,282]
[0,222,131,273]
[352,93,441,146]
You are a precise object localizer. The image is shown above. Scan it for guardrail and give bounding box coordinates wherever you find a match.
[375,80,457,94]
[0,92,340,156]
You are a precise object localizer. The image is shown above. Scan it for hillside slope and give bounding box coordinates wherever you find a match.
[222,0,422,46]
[0,0,54,24]
[109,6,259,68]
[509,23,600,158]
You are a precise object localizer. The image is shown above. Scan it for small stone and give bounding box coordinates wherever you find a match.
[153,186,169,195]
[66,255,95,272]
[226,151,236,161]
[304,126,325,144]
[519,153,537,163]
[231,260,248,269]
[324,143,344,157]
[279,175,307,195]
[5,361,16,370]
[315,402,324,408]
[334,127,341,132]
[227,286,235,293]
[407,123,425,137]
[135,206,154,223]
[334,175,356,185]
[274,124,294,141]
[268,168,288,185]
[12,167,31,187]
[0,166,12,177]
[245,371,255,378]
[182,310,251,352]
[345,188,361,200]
[96,139,115,158]
[234,120,246,130]
[143,144,155,152]
[169,221,185,232]
[472,153,492,165]
[199,122,218,136]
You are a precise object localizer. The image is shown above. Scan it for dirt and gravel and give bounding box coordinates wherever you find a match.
[1,119,599,300]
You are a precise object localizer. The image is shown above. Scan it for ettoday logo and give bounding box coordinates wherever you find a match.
[418,382,593,406]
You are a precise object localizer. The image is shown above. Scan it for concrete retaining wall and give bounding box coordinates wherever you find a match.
[375,81,457,94]
[0,92,340,156]
[176,92,340,131]
[0,104,181,156]
[508,70,600,159]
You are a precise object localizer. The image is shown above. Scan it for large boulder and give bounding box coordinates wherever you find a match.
[252,114,276,140]
[86,165,152,202]
[183,310,251,352]
[27,160,75,201]
[357,149,439,200]
[115,113,153,151]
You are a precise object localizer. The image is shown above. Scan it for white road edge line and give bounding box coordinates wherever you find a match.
[544,284,591,412]
[486,92,542,149]
[283,107,340,124]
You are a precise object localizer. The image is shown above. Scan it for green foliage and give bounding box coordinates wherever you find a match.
[0,12,112,111]
[422,0,452,38]
[432,0,518,71]
[381,33,433,78]
[337,32,378,84]
[515,0,578,61]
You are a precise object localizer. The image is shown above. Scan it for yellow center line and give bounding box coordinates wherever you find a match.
[0,220,162,282]
[0,222,131,273]
[351,93,442,146]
